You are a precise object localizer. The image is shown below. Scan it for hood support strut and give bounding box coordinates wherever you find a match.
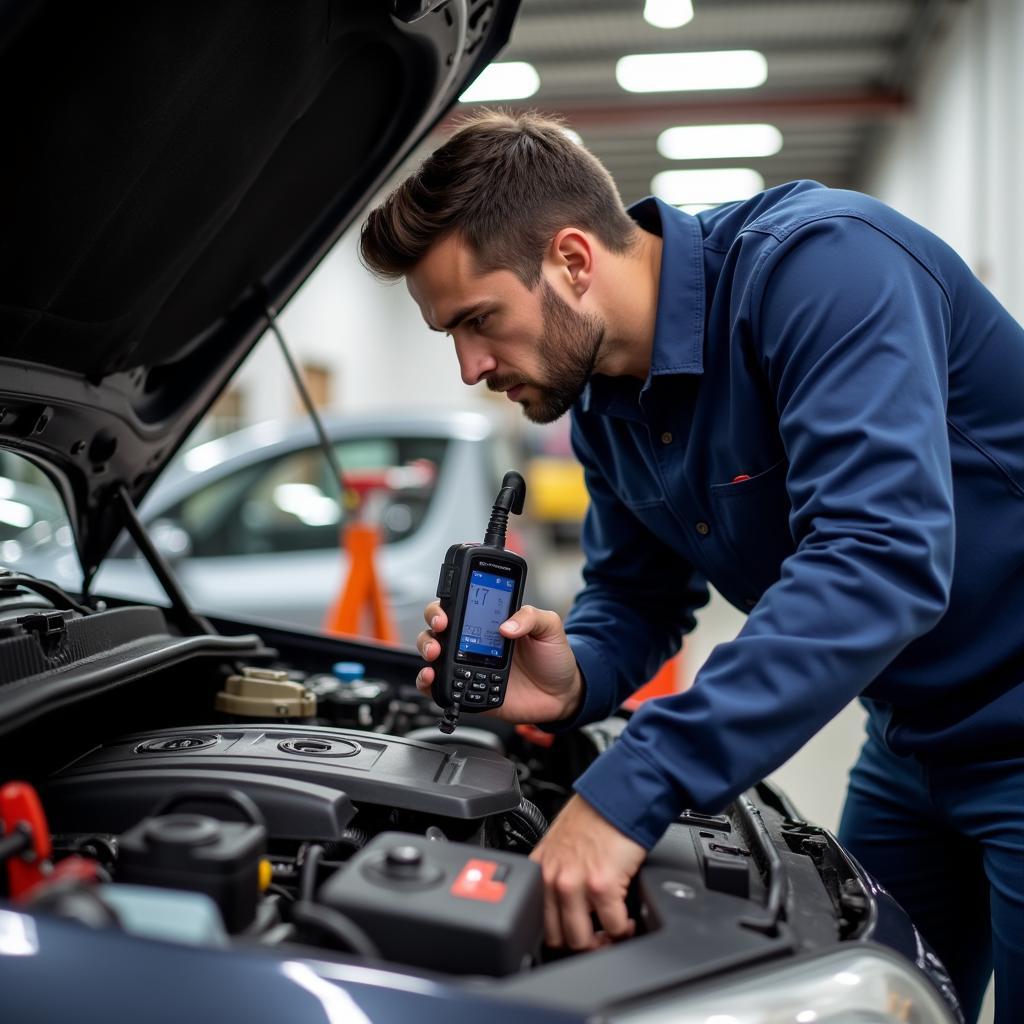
[113,485,213,637]
[264,303,357,516]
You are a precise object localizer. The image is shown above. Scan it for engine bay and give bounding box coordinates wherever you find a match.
[0,602,879,1015]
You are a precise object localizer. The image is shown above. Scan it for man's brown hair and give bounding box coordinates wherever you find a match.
[359,109,638,287]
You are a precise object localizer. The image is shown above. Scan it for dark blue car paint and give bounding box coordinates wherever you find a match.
[0,909,583,1024]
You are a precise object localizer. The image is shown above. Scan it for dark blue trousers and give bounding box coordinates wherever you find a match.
[838,732,1024,1024]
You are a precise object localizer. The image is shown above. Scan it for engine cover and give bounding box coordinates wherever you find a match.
[319,832,544,977]
[44,725,522,841]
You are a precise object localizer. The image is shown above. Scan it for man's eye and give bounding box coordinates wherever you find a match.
[472,313,490,331]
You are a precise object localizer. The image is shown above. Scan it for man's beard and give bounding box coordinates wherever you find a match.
[487,280,605,424]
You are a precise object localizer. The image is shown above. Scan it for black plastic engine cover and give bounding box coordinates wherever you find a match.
[318,832,543,976]
[44,725,522,841]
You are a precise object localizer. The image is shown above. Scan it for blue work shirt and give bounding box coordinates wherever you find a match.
[559,181,1024,849]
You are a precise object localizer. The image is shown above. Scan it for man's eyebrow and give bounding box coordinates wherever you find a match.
[435,302,489,333]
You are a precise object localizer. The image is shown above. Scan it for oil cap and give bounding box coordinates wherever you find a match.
[384,845,424,876]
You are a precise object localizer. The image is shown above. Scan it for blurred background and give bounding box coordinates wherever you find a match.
[1,8,1020,1014]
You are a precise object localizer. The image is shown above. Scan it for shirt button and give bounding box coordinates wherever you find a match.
[695,521,710,536]
[660,431,673,444]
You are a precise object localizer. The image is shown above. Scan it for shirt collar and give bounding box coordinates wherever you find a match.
[581,196,705,419]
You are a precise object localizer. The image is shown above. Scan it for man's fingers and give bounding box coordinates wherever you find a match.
[531,795,646,953]
[416,602,446,698]
[542,883,563,949]
[554,873,598,951]
[500,604,562,641]
[423,603,446,632]
[416,629,441,661]
[540,876,632,951]
[415,666,434,695]
[588,878,634,942]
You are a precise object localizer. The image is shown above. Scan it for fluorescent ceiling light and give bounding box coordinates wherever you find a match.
[658,123,783,160]
[616,50,767,93]
[459,62,540,103]
[644,0,694,29]
[652,168,765,205]
[679,203,715,214]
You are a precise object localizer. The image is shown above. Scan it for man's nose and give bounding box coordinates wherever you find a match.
[453,334,497,386]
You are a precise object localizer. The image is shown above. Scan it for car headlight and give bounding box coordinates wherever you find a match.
[608,947,958,1024]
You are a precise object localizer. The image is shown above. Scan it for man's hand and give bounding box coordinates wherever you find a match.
[530,794,646,950]
[415,601,583,724]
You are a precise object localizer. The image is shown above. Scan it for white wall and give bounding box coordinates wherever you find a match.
[867,0,1024,322]
[230,207,488,426]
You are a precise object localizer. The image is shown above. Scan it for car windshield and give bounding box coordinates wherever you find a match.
[0,430,460,644]
[0,454,74,574]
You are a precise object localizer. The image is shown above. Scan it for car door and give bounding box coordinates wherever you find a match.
[94,435,450,641]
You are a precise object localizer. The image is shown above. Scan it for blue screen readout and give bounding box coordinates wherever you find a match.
[458,570,515,657]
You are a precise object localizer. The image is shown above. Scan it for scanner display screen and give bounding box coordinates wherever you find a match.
[458,570,515,658]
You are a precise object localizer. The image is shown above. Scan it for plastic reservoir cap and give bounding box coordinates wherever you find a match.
[215,667,316,718]
[332,662,366,684]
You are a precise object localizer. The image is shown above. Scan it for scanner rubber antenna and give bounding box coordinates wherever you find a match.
[483,471,527,548]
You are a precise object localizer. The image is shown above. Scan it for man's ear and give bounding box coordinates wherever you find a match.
[549,228,594,296]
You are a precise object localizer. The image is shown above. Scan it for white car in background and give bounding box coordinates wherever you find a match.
[8,409,533,646]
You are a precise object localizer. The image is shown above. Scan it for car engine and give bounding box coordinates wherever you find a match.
[0,609,913,1014]
[41,715,553,976]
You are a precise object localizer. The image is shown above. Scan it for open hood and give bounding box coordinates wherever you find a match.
[0,0,518,583]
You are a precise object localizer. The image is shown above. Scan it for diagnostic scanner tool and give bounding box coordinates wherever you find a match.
[432,471,527,734]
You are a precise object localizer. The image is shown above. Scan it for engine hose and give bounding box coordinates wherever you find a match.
[518,797,549,838]
[499,797,548,849]
[300,844,325,904]
[290,901,380,960]
[321,828,370,860]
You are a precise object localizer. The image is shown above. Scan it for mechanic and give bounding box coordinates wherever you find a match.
[359,110,1024,1023]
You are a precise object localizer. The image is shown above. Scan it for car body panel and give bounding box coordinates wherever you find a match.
[0,909,583,1024]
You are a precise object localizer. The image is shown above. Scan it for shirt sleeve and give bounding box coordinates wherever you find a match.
[574,216,955,849]
[554,415,710,730]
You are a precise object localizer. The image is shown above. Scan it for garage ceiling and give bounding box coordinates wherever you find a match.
[447,0,963,206]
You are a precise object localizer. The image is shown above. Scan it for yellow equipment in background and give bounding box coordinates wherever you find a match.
[526,456,589,542]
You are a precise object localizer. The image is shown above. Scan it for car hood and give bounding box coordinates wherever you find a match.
[0,0,518,583]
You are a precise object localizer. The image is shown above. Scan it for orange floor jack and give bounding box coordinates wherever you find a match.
[623,653,686,710]
[322,521,399,645]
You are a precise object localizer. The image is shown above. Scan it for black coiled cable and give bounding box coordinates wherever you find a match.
[496,797,548,851]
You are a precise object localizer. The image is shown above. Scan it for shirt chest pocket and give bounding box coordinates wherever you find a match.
[709,458,795,593]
